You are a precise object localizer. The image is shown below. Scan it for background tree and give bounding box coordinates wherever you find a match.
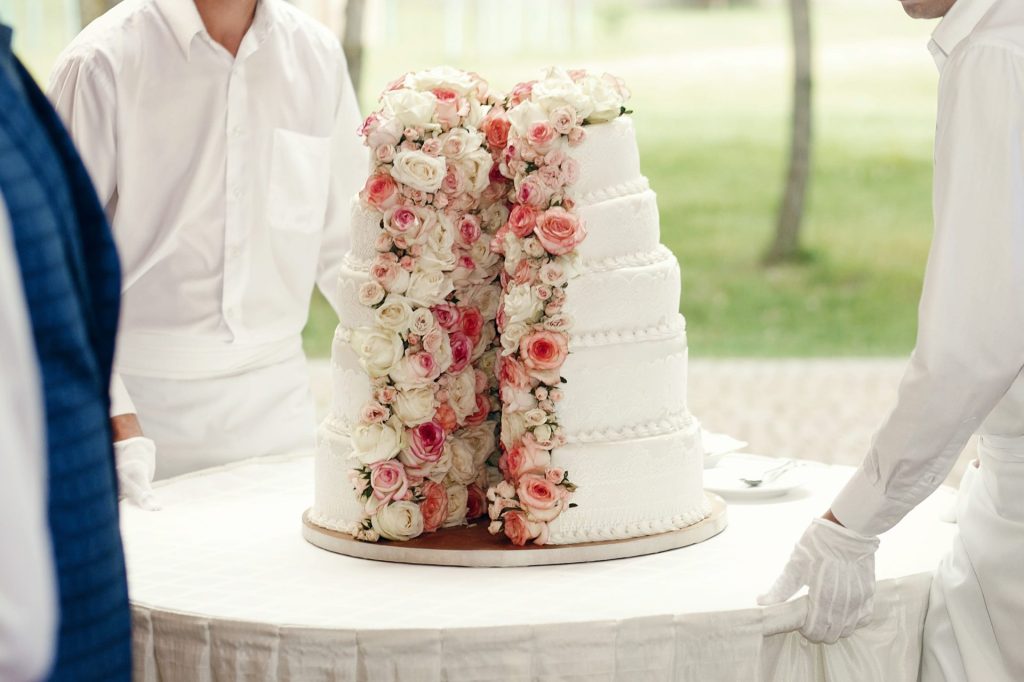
[342,0,366,98]
[78,0,119,27]
[766,0,813,264]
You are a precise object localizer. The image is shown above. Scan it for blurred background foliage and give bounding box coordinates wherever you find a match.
[5,0,938,358]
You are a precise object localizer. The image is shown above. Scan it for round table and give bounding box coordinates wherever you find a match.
[122,453,957,682]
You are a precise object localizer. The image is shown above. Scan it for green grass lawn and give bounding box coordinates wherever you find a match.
[12,0,939,359]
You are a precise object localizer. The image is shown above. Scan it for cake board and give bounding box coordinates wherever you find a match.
[302,492,727,568]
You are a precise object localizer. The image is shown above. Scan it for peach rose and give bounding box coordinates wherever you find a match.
[519,330,569,382]
[527,121,558,150]
[448,332,473,374]
[360,172,400,211]
[507,204,540,238]
[420,480,450,533]
[503,441,551,481]
[517,473,566,523]
[435,403,458,433]
[503,510,548,546]
[370,254,410,294]
[498,354,532,389]
[459,307,485,343]
[534,207,585,256]
[466,394,491,426]
[482,113,511,150]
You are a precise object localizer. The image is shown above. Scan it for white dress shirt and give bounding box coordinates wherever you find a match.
[47,0,366,389]
[832,0,1024,536]
[0,197,57,681]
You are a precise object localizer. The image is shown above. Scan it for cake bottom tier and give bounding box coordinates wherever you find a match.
[310,414,709,546]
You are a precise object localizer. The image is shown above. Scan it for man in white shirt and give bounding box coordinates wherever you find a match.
[49,0,367,494]
[761,0,1024,678]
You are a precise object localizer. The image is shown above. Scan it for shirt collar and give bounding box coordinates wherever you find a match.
[154,0,205,59]
[928,0,999,70]
[155,0,275,62]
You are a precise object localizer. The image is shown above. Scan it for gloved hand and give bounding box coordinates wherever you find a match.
[114,436,160,511]
[758,517,879,643]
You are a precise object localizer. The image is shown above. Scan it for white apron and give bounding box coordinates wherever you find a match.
[120,342,316,480]
[920,435,1024,681]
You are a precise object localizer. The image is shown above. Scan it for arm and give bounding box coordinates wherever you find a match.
[316,47,370,315]
[831,44,1024,536]
[0,201,57,681]
[47,50,144,444]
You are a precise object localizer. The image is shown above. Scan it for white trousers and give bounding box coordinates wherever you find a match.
[122,352,316,480]
[920,436,1024,682]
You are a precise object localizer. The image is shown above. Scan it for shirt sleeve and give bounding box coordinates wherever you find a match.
[316,46,369,316]
[46,48,118,212]
[0,200,58,681]
[831,44,1024,536]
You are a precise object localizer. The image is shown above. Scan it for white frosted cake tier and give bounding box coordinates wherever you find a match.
[311,410,708,546]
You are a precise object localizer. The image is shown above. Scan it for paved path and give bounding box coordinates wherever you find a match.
[308,358,973,487]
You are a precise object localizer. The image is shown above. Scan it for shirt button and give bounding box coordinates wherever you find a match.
[233,186,245,199]
[230,125,244,137]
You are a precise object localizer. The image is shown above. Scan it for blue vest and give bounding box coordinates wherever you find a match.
[0,32,131,681]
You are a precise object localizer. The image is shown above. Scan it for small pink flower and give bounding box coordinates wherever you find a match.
[546,468,566,485]
[515,176,551,208]
[568,126,586,146]
[360,401,390,424]
[457,215,482,245]
[421,137,443,156]
[550,106,576,135]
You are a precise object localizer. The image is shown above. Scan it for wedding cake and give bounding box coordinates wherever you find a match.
[308,67,710,547]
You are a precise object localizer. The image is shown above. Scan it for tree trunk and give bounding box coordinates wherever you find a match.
[343,0,366,98]
[766,0,813,264]
[78,0,119,27]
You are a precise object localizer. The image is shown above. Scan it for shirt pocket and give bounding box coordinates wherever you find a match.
[267,128,331,234]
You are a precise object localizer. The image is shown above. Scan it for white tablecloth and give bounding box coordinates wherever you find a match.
[121,453,957,682]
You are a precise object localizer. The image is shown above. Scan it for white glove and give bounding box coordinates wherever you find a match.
[114,436,161,511]
[758,518,879,643]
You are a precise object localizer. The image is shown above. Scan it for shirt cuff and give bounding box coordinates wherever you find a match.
[109,373,136,418]
[830,465,913,537]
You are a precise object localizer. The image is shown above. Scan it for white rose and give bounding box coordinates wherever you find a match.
[448,366,478,424]
[405,269,454,307]
[524,408,548,427]
[382,88,437,128]
[481,202,510,232]
[392,386,438,426]
[351,418,405,464]
[366,115,404,148]
[425,445,453,483]
[470,239,501,273]
[350,327,404,378]
[472,324,496,361]
[476,348,498,378]
[410,308,435,336]
[358,281,386,306]
[442,484,470,527]
[441,127,484,159]
[503,233,523,274]
[421,214,457,270]
[507,101,549,136]
[374,295,414,333]
[580,73,626,123]
[501,412,527,448]
[504,283,543,326]
[405,66,477,95]
[461,422,498,466]
[390,150,447,193]
[501,322,530,356]
[533,68,595,119]
[457,149,493,194]
[447,438,479,485]
[389,354,438,388]
[371,500,425,541]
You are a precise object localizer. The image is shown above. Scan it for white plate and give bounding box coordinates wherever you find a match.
[701,430,749,468]
[703,453,809,500]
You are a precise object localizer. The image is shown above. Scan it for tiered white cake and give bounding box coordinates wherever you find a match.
[310,110,709,545]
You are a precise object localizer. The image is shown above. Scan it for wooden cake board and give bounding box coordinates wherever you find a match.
[302,492,727,568]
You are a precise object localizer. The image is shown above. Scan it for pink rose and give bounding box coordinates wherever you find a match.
[360,173,400,211]
[360,401,390,424]
[561,157,580,185]
[374,386,397,404]
[508,81,536,108]
[534,207,586,256]
[370,254,410,293]
[420,480,449,533]
[432,88,460,127]
[375,144,397,164]
[517,474,566,523]
[550,106,576,135]
[441,163,467,195]
[448,332,472,374]
[422,328,444,354]
[459,307,485,343]
[457,215,482,245]
[546,468,566,485]
[374,232,394,253]
[483,113,511,150]
[503,441,551,481]
[568,126,586,146]
[466,394,491,426]
[507,204,540,238]
[520,330,569,382]
[368,460,410,511]
[407,351,439,382]
[466,485,487,520]
[503,510,548,546]
[408,420,447,463]
[515,176,551,208]
[498,354,532,389]
[421,137,443,156]
[431,304,462,331]
[527,121,558,150]
[383,206,424,242]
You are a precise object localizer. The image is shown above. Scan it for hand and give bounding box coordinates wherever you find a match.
[758,517,879,643]
[113,436,160,511]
